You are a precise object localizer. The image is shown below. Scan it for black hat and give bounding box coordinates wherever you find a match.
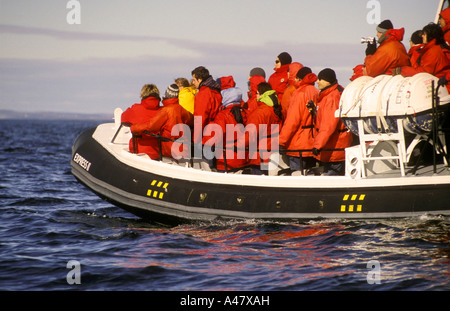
[377,20,393,33]
[296,67,312,80]
[318,68,337,84]
[277,52,292,66]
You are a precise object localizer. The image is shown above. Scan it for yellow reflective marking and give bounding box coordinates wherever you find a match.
[341,194,365,212]
[147,180,169,200]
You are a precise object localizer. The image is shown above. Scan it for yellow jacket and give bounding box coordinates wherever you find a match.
[179,87,197,114]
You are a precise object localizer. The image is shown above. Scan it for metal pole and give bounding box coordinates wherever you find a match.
[432,80,437,174]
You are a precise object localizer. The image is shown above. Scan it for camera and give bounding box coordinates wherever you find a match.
[306,101,316,116]
[361,37,375,44]
[306,100,315,109]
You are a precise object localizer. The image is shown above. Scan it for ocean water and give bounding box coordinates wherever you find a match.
[0,119,449,295]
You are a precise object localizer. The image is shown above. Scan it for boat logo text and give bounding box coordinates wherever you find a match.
[73,153,92,172]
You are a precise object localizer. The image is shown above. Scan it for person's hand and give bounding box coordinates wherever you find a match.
[365,41,377,56]
[438,75,448,87]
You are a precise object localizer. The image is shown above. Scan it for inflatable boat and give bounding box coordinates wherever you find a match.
[71,73,450,224]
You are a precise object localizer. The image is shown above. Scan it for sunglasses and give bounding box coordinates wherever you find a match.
[275,60,280,63]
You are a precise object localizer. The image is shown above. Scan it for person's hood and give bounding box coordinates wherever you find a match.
[221,87,242,108]
[299,73,318,86]
[218,76,236,90]
[257,90,277,107]
[350,65,364,81]
[380,28,405,44]
[288,62,303,85]
[441,8,450,24]
[141,96,160,109]
[161,97,178,107]
[441,8,450,32]
[249,75,266,93]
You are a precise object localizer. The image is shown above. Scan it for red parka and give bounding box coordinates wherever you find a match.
[130,97,193,160]
[441,8,450,44]
[202,104,249,171]
[268,64,290,102]
[281,62,304,121]
[313,84,352,163]
[246,75,266,113]
[245,93,282,167]
[364,28,410,77]
[121,96,162,159]
[350,64,364,81]
[193,78,222,143]
[400,39,450,82]
[279,73,319,158]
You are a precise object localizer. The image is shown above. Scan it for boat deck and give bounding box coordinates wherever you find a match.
[93,122,450,188]
[368,163,450,178]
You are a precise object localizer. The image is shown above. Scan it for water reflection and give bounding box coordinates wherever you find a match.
[103,216,450,290]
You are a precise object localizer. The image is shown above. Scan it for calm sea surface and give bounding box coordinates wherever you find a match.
[0,120,449,295]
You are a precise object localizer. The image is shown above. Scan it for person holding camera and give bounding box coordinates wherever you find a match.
[363,20,410,77]
[311,69,353,176]
[279,67,319,174]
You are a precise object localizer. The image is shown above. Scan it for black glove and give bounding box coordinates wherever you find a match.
[312,148,320,156]
[365,41,377,56]
[438,75,448,87]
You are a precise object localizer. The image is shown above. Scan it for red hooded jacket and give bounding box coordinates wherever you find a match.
[121,96,162,159]
[350,64,364,81]
[219,76,236,90]
[245,100,282,167]
[193,78,222,143]
[313,84,352,163]
[268,64,290,102]
[279,73,319,158]
[441,8,450,44]
[400,39,450,81]
[130,97,193,160]
[364,28,410,77]
[202,105,249,171]
[281,62,304,120]
[246,75,266,114]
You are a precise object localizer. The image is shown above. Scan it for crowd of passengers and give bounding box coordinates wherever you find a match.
[122,16,450,176]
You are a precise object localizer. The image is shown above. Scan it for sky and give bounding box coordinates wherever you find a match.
[0,0,443,115]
